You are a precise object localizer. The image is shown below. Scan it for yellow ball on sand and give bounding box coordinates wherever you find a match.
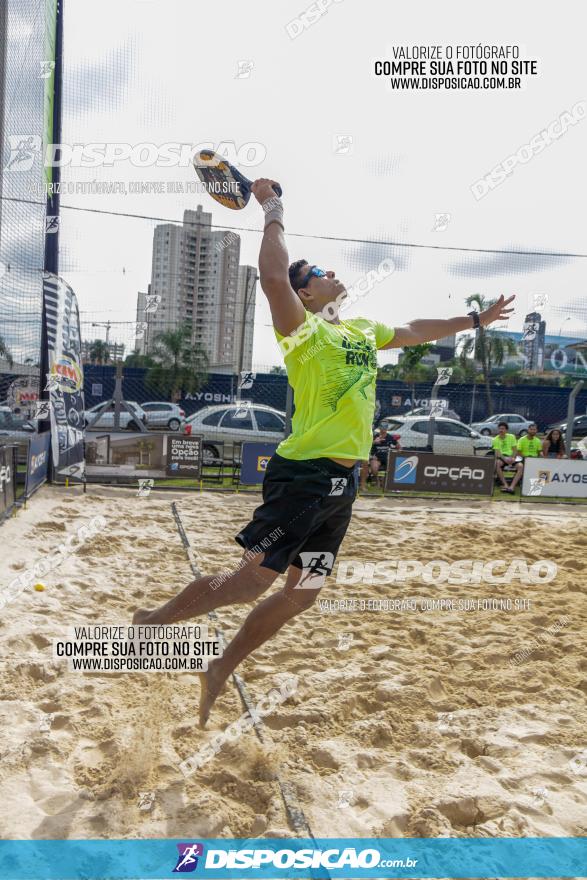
[34,583,45,592]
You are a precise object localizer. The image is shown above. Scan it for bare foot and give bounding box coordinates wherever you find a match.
[132,608,153,625]
[198,661,227,728]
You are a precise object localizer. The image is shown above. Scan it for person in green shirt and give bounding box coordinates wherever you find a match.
[492,421,523,492]
[133,177,515,726]
[518,423,543,460]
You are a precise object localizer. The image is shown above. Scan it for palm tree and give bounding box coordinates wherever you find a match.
[146,324,208,401]
[463,294,518,414]
[0,335,14,368]
[396,343,433,401]
[88,339,111,365]
[124,352,156,368]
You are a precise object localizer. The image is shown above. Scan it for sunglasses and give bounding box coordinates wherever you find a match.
[298,265,327,290]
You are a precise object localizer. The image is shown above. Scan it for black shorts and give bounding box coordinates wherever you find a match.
[235,453,358,574]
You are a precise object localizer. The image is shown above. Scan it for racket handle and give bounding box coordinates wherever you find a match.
[272,183,283,197]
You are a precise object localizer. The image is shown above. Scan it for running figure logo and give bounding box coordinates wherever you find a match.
[173,843,204,873]
[329,476,347,496]
[294,551,334,589]
[6,135,41,171]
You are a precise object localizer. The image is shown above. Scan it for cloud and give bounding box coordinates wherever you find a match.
[64,42,134,114]
[364,155,404,177]
[447,246,572,279]
[342,225,411,274]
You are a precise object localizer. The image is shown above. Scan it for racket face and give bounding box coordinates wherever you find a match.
[193,149,251,210]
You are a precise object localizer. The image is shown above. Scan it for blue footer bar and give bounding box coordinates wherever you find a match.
[0,838,586,879]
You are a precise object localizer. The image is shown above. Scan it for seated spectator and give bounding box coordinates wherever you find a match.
[518,423,543,460]
[543,428,567,459]
[492,421,523,493]
[359,426,399,491]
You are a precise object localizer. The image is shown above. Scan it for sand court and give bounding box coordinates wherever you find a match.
[0,485,586,843]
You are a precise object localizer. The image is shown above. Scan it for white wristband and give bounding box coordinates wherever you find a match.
[262,195,284,230]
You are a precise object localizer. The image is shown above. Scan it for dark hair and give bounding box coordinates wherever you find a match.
[288,259,308,293]
[498,421,508,429]
[546,429,565,453]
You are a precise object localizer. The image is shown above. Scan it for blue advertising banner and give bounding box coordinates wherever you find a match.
[240,442,277,485]
[25,431,51,497]
[0,443,16,519]
[0,837,586,879]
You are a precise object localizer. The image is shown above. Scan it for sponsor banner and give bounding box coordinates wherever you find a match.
[522,456,587,498]
[43,272,85,479]
[166,436,202,478]
[86,433,202,481]
[386,451,494,496]
[0,837,585,878]
[25,432,51,496]
[0,444,16,518]
[240,442,277,485]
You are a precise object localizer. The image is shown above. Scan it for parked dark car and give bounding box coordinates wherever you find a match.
[546,414,587,439]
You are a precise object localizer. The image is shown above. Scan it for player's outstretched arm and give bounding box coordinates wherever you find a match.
[252,178,305,338]
[380,294,516,348]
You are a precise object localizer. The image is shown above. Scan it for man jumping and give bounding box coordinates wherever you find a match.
[133,178,514,726]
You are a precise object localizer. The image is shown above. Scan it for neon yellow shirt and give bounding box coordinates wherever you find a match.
[492,433,516,456]
[274,311,395,461]
[518,435,542,458]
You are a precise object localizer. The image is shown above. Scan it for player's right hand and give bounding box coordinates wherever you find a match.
[252,178,281,206]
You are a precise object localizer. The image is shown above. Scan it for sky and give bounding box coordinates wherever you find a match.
[54,0,587,370]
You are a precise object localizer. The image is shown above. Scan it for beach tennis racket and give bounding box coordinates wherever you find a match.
[193,149,282,210]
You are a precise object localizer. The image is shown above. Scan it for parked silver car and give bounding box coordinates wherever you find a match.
[141,401,186,431]
[470,413,534,437]
[185,403,286,463]
[84,401,147,431]
[0,408,37,441]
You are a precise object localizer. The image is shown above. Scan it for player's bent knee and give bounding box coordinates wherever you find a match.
[284,586,321,611]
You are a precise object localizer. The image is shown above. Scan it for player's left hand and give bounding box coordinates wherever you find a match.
[479,294,515,326]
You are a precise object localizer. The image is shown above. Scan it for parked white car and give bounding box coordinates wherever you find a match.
[84,401,147,431]
[380,415,493,456]
[141,401,186,431]
[185,403,286,462]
